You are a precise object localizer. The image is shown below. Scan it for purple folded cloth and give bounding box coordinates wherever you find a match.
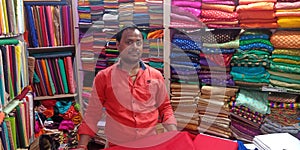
[201,78,235,86]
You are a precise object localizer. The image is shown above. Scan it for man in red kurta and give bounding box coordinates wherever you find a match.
[77,24,177,149]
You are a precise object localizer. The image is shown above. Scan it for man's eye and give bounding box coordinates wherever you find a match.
[136,41,142,46]
[126,41,133,45]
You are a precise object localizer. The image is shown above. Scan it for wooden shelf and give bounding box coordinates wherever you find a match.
[34,93,77,101]
[27,45,76,54]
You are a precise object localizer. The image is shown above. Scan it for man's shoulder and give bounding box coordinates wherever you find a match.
[95,64,116,77]
[145,64,164,77]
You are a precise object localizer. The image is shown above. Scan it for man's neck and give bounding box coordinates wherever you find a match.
[119,60,140,75]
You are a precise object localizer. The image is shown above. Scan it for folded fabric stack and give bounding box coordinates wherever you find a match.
[269,30,300,92]
[171,0,202,28]
[118,2,134,27]
[78,4,92,28]
[104,40,119,67]
[275,1,300,28]
[237,0,278,28]
[200,0,238,28]
[198,86,238,139]
[231,29,273,88]
[147,0,163,28]
[200,29,240,87]
[170,83,200,134]
[103,0,119,32]
[261,92,300,139]
[229,89,269,142]
[171,30,201,85]
[142,30,164,73]
[133,1,150,28]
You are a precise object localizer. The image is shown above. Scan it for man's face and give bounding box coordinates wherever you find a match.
[117,28,143,64]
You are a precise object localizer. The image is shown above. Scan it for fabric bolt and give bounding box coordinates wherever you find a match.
[230,125,253,143]
[239,43,274,52]
[268,91,298,103]
[230,112,262,129]
[236,2,275,12]
[206,24,239,28]
[260,118,299,135]
[275,1,300,9]
[201,85,238,97]
[231,120,261,137]
[201,48,236,54]
[273,58,300,65]
[269,102,300,109]
[201,78,235,86]
[200,53,233,67]
[270,79,300,90]
[270,30,300,49]
[238,0,276,5]
[199,72,232,80]
[235,89,270,114]
[201,3,236,13]
[270,74,300,84]
[203,39,239,49]
[234,81,269,87]
[268,108,300,126]
[268,69,300,81]
[171,1,202,9]
[172,6,201,18]
[238,10,276,20]
[230,66,270,83]
[272,49,300,56]
[201,0,236,5]
[198,124,232,139]
[240,34,270,40]
[230,106,265,124]
[200,29,241,43]
[201,10,238,19]
[270,61,300,74]
[277,17,300,28]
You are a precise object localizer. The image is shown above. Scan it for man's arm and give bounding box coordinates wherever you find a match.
[76,134,92,149]
[163,124,177,131]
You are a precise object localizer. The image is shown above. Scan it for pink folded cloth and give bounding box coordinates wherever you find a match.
[172,6,201,17]
[172,1,201,8]
[275,1,300,9]
[58,120,75,131]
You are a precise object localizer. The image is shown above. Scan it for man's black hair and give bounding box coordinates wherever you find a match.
[115,24,142,42]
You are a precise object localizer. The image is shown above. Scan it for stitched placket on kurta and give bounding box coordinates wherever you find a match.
[129,69,144,137]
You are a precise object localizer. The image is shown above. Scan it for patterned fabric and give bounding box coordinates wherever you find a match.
[260,118,299,135]
[270,30,300,48]
[235,89,270,114]
[201,48,236,54]
[201,10,238,19]
[270,61,300,74]
[230,105,265,125]
[268,92,298,103]
[268,69,300,80]
[270,79,300,90]
[272,49,300,56]
[269,102,300,109]
[268,108,300,126]
[201,29,241,43]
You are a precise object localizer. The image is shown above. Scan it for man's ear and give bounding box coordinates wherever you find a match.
[116,41,120,49]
